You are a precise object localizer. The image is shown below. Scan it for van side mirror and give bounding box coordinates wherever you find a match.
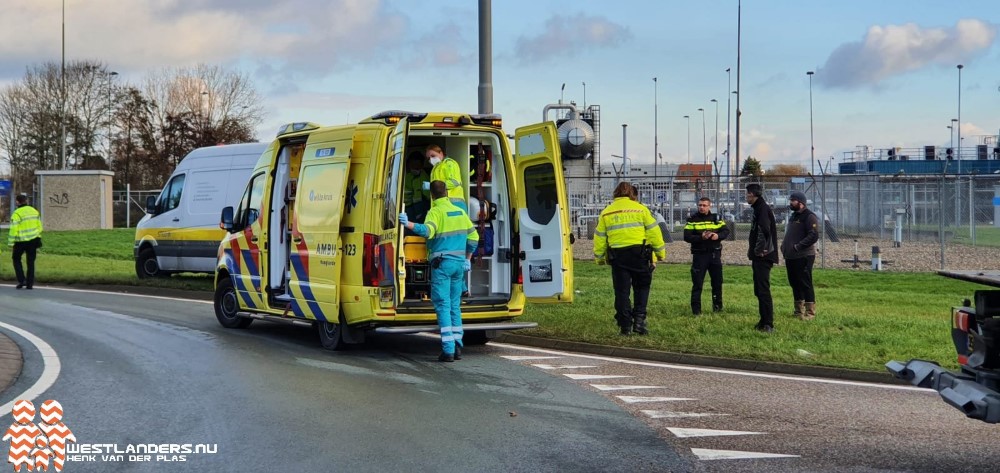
[220,206,235,231]
[145,196,158,215]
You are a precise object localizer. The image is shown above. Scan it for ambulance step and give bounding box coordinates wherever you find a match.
[273,294,292,302]
[374,322,537,334]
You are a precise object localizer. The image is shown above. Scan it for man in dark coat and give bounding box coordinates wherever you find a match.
[781,191,820,320]
[746,184,778,332]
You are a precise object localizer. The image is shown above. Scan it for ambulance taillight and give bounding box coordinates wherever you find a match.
[362,233,380,287]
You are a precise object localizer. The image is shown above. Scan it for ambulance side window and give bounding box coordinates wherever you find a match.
[382,152,402,229]
[236,173,265,228]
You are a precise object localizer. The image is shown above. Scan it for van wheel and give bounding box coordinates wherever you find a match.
[136,248,164,278]
[464,331,493,346]
[318,321,346,350]
[214,278,252,329]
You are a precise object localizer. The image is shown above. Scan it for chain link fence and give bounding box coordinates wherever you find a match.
[568,173,1000,271]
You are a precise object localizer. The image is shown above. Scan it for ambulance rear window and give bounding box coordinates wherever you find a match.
[522,164,557,225]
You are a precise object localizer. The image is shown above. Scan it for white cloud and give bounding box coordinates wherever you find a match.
[513,13,631,64]
[816,19,997,89]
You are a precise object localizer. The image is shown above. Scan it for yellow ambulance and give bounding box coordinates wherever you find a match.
[214,111,574,349]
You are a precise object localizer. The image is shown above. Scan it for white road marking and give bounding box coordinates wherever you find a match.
[500,355,562,361]
[591,385,665,391]
[492,342,929,391]
[668,428,764,438]
[641,410,729,419]
[691,448,799,460]
[563,374,631,380]
[0,322,61,414]
[3,285,213,305]
[532,364,598,370]
[617,396,696,403]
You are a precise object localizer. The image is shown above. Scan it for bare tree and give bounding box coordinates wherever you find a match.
[0,84,33,189]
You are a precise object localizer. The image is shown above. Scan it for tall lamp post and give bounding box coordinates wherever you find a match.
[948,125,953,150]
[683,115,691,164]
[951,118,958,152]
[726,68,732,182]
[807,71,815,176]
[698,107,707,167]
[957,64,963,173]
[107,71,118,155]
[653,77,658,177]
[60,0,66,169]
[711,98,718,182]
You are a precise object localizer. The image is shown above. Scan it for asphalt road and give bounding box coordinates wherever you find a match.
[0,287,689,473]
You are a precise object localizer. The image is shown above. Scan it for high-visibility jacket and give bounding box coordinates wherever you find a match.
[430,157,465,206]
[412,197,479,261]
[402,170,430,206]
[9,205,42,246]
[593,197,666,262]
[683,211,730,254]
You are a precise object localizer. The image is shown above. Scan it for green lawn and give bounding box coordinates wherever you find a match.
[0,229,970,372]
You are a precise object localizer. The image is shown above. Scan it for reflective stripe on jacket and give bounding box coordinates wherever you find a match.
[593,197,666,262]
[430,157,465,205]
[9,205,42,246]
[412,197,479,261]
[683,211,730,254]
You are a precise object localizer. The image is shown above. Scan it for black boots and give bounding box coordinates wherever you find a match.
[632,314,648,335]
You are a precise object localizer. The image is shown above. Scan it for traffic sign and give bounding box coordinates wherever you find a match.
[0,180,10,197]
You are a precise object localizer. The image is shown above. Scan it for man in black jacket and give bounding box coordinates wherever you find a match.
[683,197,730,315]
[781,191,820,320]
[746,184,778,332]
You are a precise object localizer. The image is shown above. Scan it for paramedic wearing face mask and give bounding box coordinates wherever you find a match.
[425,144,467,213]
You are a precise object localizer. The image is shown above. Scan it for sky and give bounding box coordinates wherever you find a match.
[2,0,999,175]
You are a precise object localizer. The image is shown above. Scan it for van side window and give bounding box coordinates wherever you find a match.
[522,164,557,225]
[236,173,266,228]
[382,151,402,229]
[162,174,185,212]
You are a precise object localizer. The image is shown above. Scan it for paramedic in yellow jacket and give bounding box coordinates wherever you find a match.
[593,182,666,335]
[424,144,467,213]
[8,194,43,290]
[400,181,479,362]
[402,151,431,221]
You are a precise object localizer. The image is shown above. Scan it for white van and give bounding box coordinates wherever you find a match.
[134,143,268,278]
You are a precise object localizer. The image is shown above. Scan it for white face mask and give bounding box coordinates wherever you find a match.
[429,156,442,166]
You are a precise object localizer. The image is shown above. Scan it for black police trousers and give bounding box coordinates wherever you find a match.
[609,245,653,332]
[691,251,723,313]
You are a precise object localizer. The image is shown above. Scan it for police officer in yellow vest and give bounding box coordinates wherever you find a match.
[593,182,666,335]
[425,144,467,213]
[9,194,43,289]
[400,180,479,362]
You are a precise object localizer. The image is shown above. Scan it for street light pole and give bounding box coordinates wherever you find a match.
[653,78,658,176]
[957,64,963,174]
[684,115,691,164]
[807,71,815,176]
[735,0,742,188]
[622,124,629,176]
[726,68,732,183]
[711,98,718,175]
[948,125,953,150]
[951,118,957,152]
[107,70,118,157]
[698,107,707,167]
[60,0,66,169]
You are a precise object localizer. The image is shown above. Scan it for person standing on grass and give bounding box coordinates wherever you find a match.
[746,184,777,333]
[9,194,43,290]
[683,197,730,316]
[781,191,819,320]
[593,182,666,336]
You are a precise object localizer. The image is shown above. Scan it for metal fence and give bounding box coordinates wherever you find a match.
[568,173,1000,270]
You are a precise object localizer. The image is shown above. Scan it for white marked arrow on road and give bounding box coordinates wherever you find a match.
[617,396,696,403]
[501,355,562,361]
[590,385,665,391]
[532,364,598,370]
[641,410,729,419]
[564,374,631,380]
[691,448,799,460]
[668,428,764,438]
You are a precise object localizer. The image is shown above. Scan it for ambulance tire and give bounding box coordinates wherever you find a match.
[136,248,165,278]
[317,321,346,351]
[214,278,253,329]
[463,331,494,346]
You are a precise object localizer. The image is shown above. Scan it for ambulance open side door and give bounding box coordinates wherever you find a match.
[513,122,574,303]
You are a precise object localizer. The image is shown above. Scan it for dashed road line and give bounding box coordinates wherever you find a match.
[500,355,562,361]
[532,364,598,370]
[617,396,696,403]
[668,428,764,438]
[691,448,799,460]
[641,410,729,419]
[563,374,631,380]
[590,384,665,391]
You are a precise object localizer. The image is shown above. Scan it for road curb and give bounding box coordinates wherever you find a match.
[0,330,24,396]
[495,333,905,385]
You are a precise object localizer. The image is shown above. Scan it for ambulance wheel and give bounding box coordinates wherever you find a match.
[464,331,493,346]
[135,248,165,278]
[317,321,346,350]
[214,278,252,329]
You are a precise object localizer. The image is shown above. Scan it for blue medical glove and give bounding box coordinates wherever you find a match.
[398,212,409,225]
[422,181,430,191]
[463,259,472,272]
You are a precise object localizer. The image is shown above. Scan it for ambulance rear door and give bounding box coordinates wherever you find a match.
[513,122,574,303]
[385,117,409,304]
